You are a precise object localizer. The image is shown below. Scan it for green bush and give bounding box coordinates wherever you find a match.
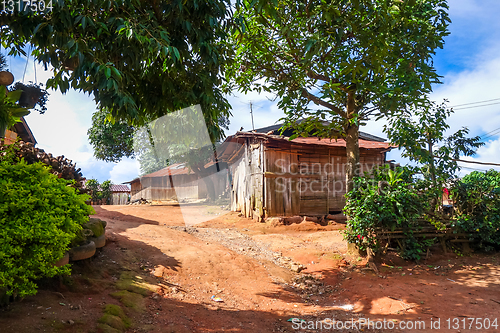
[343,165,430,260]
[0,160,94,297]
[451,170,500,250]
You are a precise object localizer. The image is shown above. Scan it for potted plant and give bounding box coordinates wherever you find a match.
[0,86,30,138]
[11,81,49,114]
[0,54,14,86]
[0,71,14,86]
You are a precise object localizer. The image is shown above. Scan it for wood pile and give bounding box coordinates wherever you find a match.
[0,140,85,191]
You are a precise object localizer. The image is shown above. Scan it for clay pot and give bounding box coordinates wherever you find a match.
[69,240,96,261]
[89,233,106,248]
[54,252,70,267]
[0,71,14,86]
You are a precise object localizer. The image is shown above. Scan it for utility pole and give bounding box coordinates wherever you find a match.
[250,101,255,131]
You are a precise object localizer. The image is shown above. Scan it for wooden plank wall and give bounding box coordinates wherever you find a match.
[130,172,228,202]
[297,149,384,214]
[264,150,300,217]
[262,145,385,216]
[112,192,129,205]
[229,140,265,220]
[249,143,264,220]
[131,187,177,201]
[230,155,247,213]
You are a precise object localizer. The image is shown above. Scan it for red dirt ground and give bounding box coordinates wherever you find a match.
[1,204,499,332]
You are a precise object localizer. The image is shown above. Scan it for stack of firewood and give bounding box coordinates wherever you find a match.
[0,140,86,191]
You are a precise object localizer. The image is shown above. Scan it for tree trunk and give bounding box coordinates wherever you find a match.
[345,92,360,194]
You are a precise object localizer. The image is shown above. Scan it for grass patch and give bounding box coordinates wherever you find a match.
[98,314,127,331]
[104,304,131,327]
[99,298,133,332]
[115,271,156,296]
[110,290,145,312]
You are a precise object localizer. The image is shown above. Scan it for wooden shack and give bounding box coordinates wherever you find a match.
[218,131,394,220]
[126,162,228,202]
[110,185,130,205]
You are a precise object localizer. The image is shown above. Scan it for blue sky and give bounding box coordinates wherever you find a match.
[5,0,500,183]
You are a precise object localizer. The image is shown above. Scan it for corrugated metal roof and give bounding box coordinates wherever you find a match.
[82,182,130,192]
[231,132,395,150]
[254,122,387,142]
[140,161,222,178]
[111,185,130,192]
[141,163,193,178]
[291,137,395,149]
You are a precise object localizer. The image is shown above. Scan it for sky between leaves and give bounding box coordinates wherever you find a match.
[4,0,500,184]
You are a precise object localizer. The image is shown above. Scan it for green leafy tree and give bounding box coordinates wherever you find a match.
[343,165,433,260]
[87,109,135,163]
[229,0,450,192]
[0,0,232,135]
[87,108,170,175]
[100,180,113,205]
[85,178,101,203]
[384,100,483,210]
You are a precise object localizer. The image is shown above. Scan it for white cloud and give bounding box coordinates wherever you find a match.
[432,49,500,137]
[457,138,500,176]
[226,90,283,134]
[109,157,141,184]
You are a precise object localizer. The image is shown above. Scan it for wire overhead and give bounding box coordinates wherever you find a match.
[450,97,500,108]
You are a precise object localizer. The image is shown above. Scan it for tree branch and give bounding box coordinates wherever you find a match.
[300,88,346,118]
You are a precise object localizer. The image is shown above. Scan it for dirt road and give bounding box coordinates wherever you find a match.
[1,204,499,332]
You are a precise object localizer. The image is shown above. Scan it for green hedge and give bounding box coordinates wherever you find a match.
[451,170,500,250]
[0,160,93,297]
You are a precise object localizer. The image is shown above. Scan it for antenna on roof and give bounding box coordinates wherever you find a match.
[249,101,255,131]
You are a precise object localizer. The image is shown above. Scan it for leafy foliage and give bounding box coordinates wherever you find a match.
[87,106,229,178]
[0,160,93,297]
[343,165,431,260]
[229,0,450,190]
[385,100,483,209]
[87,109,135,163]
[100,180,113,205]
[85,179,114,204]
[451,170,500,250]
[0,85,30,137]
[1,0,232,137]
[85,179,101,202]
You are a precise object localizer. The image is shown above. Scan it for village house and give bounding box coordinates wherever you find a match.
[218,126,394,221]
[110,185,131,205]
[126,162,228,203]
